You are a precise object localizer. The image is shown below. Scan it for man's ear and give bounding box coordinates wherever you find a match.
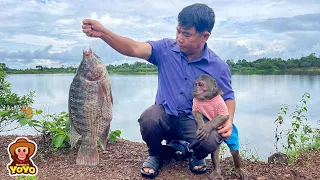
[202,31,210,43]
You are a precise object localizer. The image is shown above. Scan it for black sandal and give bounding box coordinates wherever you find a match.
[189,154,207,174]
[141,156,162,179]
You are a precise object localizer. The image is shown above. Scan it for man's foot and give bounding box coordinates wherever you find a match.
[141,156,162,179]
[189,154,207,174]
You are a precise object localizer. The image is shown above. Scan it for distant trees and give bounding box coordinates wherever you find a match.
[106,61,157,74]
[226,53,320,74]
[1,53,320,74]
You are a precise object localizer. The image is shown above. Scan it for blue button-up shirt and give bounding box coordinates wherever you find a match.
[147,38,235,118]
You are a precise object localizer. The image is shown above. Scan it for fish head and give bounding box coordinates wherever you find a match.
[80,48,106,81]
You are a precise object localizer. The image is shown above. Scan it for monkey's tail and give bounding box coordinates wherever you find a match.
[76,136,99,166]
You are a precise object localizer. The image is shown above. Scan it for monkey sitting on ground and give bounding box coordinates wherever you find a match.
[191,74,246,180]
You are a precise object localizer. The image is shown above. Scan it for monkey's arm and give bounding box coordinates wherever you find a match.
[208,114,230,129]
[197,114,229,141]
[192,110,205,128]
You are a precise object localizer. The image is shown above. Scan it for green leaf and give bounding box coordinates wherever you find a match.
[55,128,64,134]
[0,110,11,117]
[12,113,24,119]
[28,120,34,126]
[53,134,66,148]
[108,134,117,143]
[19,118,29,126]
[114,130,121,137]
[35,109,43,115]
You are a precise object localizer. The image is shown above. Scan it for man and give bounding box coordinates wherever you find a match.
[82,3,236,179]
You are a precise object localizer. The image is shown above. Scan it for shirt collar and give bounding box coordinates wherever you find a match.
[171,42,210,63]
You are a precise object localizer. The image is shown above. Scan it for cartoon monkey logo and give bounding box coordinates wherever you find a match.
[7,137,38,176]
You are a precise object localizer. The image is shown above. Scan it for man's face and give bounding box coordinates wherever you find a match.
[175,25,208,55]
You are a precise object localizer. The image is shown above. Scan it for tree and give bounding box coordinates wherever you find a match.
[36,65,43,71]
[0,63,7,70]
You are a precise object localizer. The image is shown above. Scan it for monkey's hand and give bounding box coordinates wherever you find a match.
[197,115,229,141]
[197,123,213,141]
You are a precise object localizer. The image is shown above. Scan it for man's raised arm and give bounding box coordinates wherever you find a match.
[82,19,152,60]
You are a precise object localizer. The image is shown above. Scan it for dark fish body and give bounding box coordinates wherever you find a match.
[68,48,113,166]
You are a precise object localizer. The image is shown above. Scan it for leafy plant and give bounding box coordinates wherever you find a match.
[108,129,122,143]
[274,104,289,151]
[19,106,122,149]
[225,167,235,176]
[0,67,34,132]
[18,108,70,149]
[15,176,37,180]
[286,93,312,149]
[239,141,260,162]
[274,92,319,163]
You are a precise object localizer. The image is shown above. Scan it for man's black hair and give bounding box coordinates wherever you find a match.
[178,3,215,33]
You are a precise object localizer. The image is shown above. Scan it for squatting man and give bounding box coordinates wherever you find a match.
[81,3,246,179]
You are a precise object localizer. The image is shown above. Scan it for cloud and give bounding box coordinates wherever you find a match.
[2,34,77,52]
[0,0,320,68]
[256,14,320,33]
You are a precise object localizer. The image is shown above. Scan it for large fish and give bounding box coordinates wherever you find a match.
[68,48,113,166]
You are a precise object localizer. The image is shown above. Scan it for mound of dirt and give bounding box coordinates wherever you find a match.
[0,135,319,180]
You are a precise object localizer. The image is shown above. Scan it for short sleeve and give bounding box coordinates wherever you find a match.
[147,39,166,66]
[217,97,229,115]
[218,67,235,101]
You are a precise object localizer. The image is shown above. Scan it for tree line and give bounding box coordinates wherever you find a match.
[1,53,320,74]
[227,53,320,74]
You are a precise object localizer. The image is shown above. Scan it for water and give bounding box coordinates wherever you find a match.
[3,74,320,160]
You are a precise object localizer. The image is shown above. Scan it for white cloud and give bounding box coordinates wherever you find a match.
[56,18,77,25]
[0,0,320,68]
[2,34,77,52]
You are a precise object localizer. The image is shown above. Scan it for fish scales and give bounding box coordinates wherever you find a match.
[68,48,113,166]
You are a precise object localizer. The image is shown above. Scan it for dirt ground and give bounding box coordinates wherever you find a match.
[0,135,319,180]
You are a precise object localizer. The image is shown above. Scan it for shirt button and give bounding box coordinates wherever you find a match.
[180,92,184,95]
[177,106,180,109]
[185,78,187,80]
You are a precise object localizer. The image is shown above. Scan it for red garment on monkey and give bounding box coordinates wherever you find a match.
[192,95,228,121]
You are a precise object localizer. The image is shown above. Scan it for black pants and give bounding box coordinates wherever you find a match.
[138,104,223,160]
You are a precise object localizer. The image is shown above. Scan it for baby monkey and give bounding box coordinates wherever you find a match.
[191,74,246,180]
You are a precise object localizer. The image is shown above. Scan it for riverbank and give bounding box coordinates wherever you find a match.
[5,68,320,75]
[0,135,319,180]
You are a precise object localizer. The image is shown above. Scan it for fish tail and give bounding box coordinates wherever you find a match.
[76,136,99,166]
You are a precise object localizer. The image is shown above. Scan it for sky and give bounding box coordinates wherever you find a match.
[0,0,320,69]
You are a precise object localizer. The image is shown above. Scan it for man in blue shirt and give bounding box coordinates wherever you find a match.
[82,3,238,179]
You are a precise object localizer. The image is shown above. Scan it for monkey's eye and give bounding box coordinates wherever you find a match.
[196,82,204,87]
[23,149,26,152]
[18,149,20,152]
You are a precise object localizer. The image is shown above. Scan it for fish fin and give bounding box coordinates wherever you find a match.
[99,123,111,150]
[70,124,81,149]
[76,136,99,166]
[98,81,113,104]
[109,85,113,104]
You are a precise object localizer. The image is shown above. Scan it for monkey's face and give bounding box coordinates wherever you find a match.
[15,147,29,160]
[192,75,220,101]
